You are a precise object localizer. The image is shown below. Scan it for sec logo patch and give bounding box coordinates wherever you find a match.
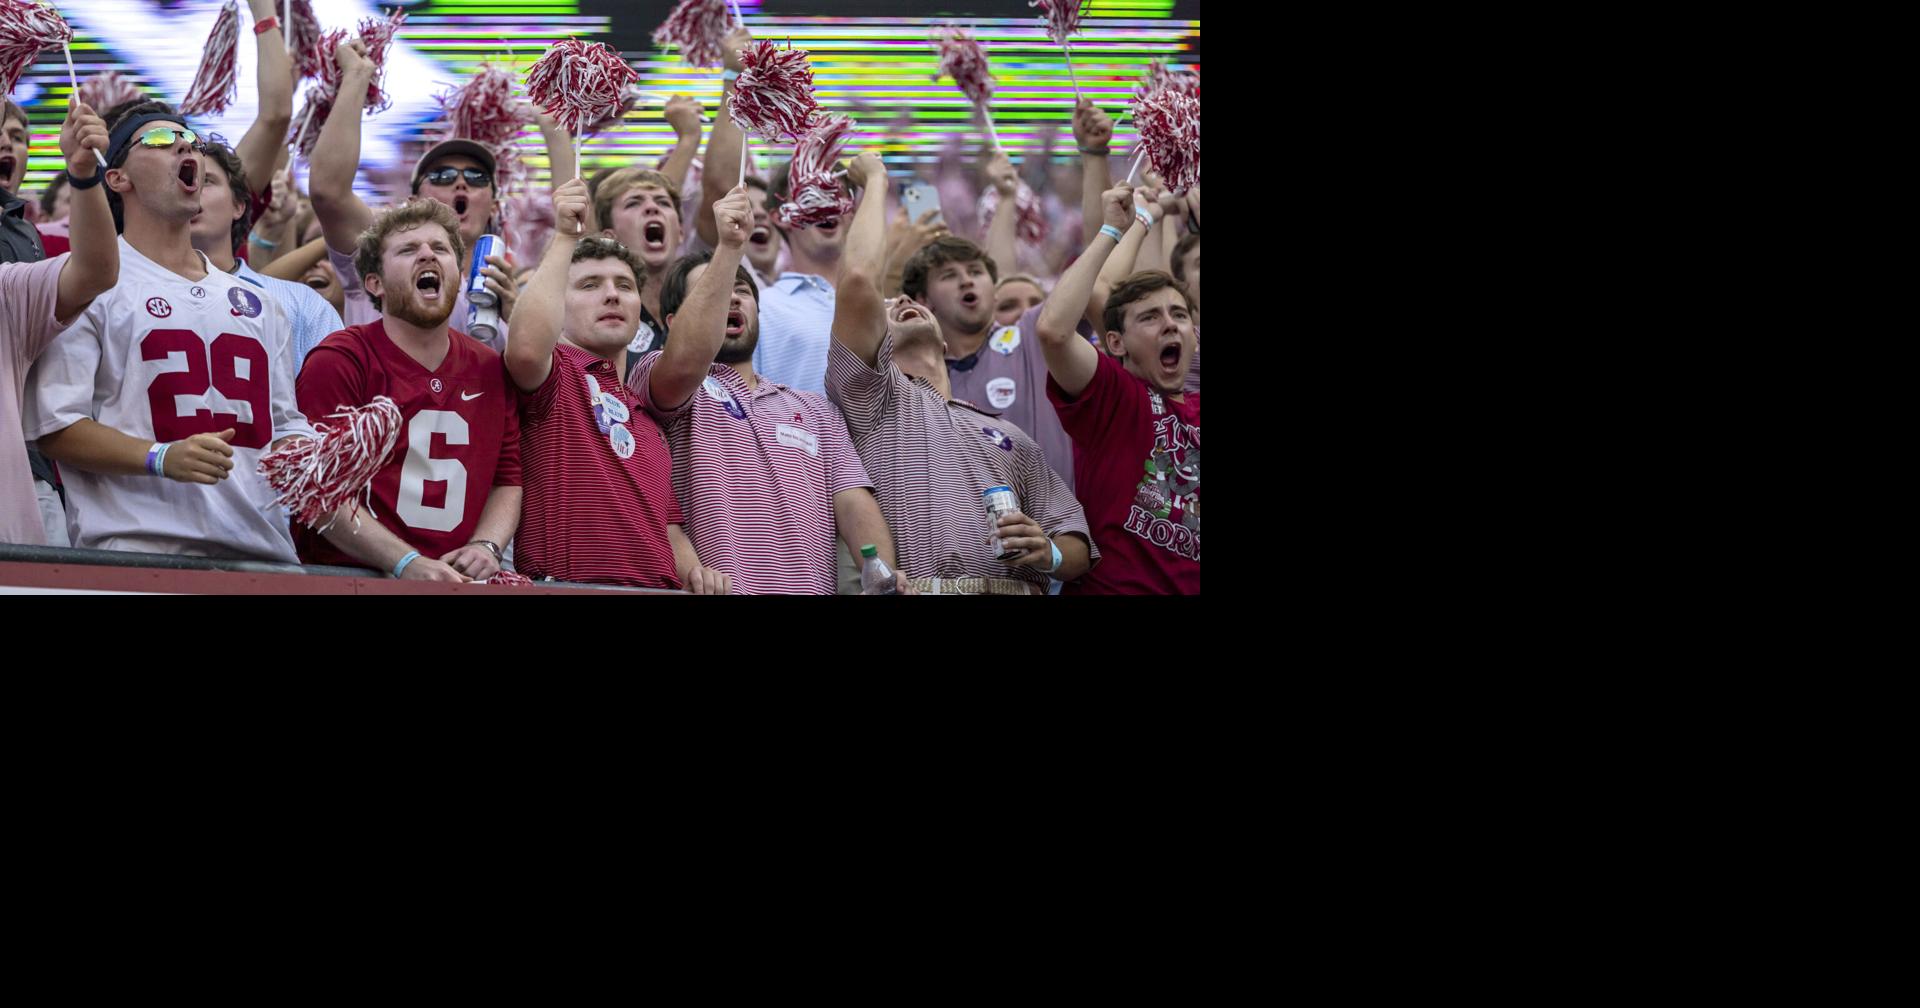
[146,297,172,318]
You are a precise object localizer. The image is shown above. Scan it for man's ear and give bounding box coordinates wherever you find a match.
[662,311,675,330]
[1103,330,1126,358]
[364,271,385,301]
[105,167,132,196]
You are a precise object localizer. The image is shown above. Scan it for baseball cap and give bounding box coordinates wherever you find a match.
[411,139,498,192]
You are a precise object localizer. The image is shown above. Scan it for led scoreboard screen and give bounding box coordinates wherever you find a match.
[10,0,1199,201]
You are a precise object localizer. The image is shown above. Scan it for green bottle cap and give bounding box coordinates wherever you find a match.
[859,544,878,558]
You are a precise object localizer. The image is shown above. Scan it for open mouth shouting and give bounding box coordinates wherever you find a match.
[177,157,200,194]
[453,194,470,217]
[749,225,771,248]
[642,220,668,254]
[414,266,444,303]
[815,220,839,237]
[0,154,16,184]
[959,290,981,311]
[1157,340,1185,376]
[725,308,746,336]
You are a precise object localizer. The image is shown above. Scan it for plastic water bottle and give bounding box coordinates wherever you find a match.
[859,544,901,595]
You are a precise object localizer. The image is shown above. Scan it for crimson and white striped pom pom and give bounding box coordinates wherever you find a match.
[978,179,1049,248]
[651,0,732,69]
[931,25,993,107]
[1134,58,1199,104]
[286,0,325,80]
[179,0,241,116]
[77,70,142,113]
[0,0,73,97]
[355,8,407,114]
[525,37,639,136]
[726,39,823,143]
[777,114,856,230]
[259,396,403,532]
[1132,87,1199,195]
[582,82,646,136]
[486,570,534,586]
[1028,0,1083,45]
[437,64,532,148]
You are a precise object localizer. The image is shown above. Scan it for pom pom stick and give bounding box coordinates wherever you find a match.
[726,39,824,180]
[932,25,999,151]
[525,37,639,178]
[651,0,734,69]
[180,0,242,116]
[1130,87,1198,194]
[77,70,141,112]
[259,396,404,533]
[0,1,107,168]
[777,114,857,230]
[1029,0,1084,100]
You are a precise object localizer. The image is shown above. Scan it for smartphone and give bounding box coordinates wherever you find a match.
[900,181,944,227]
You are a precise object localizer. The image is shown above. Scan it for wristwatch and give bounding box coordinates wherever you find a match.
[472,540,501,559]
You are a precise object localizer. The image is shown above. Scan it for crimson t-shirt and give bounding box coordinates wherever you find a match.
[293,320,522,567]
[1047,353,1200,595]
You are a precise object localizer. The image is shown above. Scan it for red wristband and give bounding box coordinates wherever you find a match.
[253,15,279,35]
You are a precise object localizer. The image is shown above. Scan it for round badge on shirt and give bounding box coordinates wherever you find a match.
[703,376,747,420]
[628,321,656,354]
[598,392,630,424]
[986,377,1017,409]
[609,422,636,459]
[990,325,1021,355]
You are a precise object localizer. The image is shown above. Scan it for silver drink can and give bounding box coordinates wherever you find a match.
[465,233,503,308]
[984,485,1019,559]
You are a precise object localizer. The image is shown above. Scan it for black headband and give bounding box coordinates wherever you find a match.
[105,112,196,169]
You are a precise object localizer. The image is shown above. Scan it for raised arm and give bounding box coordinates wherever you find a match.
[830,152,890,366]
[234,0,293,199]
[308,40,376,253]
[1038,185,1131,398]
[532,107,576,196]
[503,177,587,393]
[1133,174,1171,275]
[259,235,330,282]
[695,27,753,248]
[1089,191,1167,334]
[55,99,114,322]
[247,167,299,269]
[649,185,752,410]
[658,96,704,192]
[982,148,1019,279]
[1072,98,1114,246]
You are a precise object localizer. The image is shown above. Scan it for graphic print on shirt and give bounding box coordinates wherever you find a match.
[703,376,747,419]
[990,325,1021,355]
[1124,409,1200,562]
[986,376,1017,408]
[141,324,274,449]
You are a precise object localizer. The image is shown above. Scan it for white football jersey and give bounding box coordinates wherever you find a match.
[24,238,317,562]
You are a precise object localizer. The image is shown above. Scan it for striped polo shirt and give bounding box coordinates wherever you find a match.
[751,272,835,394]
[826,335,1096,588]
[516,343,684,588]
[628,352,872,595]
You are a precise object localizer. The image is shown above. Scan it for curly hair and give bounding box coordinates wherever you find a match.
[353,200,466,312]
[900,235,998,301]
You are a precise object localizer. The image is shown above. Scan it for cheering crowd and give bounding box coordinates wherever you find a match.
[0,0,1199,594]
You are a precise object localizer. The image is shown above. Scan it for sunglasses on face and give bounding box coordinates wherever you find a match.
[137,126,200,149]
[422,167,492,187]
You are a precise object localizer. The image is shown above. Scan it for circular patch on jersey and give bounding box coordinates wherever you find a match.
[431,378,444,394]
[627,321,655,354]
[703,376,747,420]
[189,286,207,300]
[986,377,1017,409]
[982,426,1014,452]
[989,325,1021,356]
[609,422,636,459]
[146,297,172,318]
[227,287,263,318]
[598,392,630,424]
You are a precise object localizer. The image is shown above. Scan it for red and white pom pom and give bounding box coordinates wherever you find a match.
[931,25,994,108]
[1132,88,1199,195]
[1028,0,1083,45]
[1134,58,1199,104]
[355,8,407,114]
[778,114,856,230]
[651,0,732,69]
[179,0,242,116]
[438,63,532,147]
[0,0,74,98]
[726,39,823,143]
[486,570,534,586]
[502,189,554,272]
[77,70,142,113]
[582,82,646,136]
[286,0,325,80]
[259,396,404,532]
[525,37,640,136]
[978,179,1049,248]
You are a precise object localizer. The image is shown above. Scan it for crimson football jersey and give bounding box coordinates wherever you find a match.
[293,321,521,567]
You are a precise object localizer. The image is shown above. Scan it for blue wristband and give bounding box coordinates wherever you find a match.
[1098,224,1124,242]
[1043,539,1063,573]
[145,443,163,476]
[392,550,422,578]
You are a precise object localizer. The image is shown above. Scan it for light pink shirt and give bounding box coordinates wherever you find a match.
[0,255,71,545]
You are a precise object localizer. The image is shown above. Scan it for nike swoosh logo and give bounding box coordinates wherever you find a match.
[460,391,483,401]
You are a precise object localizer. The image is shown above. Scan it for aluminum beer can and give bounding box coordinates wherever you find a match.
[466,233,502,308]
[984,485,1019,558]
[467,301,500,343]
